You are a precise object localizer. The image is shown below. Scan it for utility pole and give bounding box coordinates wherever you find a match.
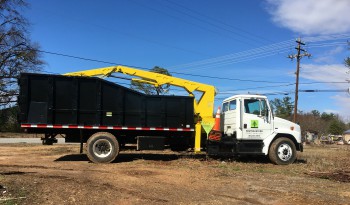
[288,38,311,123]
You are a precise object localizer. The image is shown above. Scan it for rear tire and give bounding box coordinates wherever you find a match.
[86,132,119,163]
[269,137,296,165]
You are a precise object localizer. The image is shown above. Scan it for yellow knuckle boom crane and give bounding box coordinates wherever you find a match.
[64,65,217,152]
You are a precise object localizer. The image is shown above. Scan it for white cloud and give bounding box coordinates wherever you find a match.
[300,63,349,88]
[299,64,350,119]
[313,56,334,64]
[328,46,345,55]
[331,94,350,120]
[266,0,350,35]
[313,46,345,63]
[323,109,340,114]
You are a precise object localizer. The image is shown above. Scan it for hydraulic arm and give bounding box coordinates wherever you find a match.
[64,65,216,152]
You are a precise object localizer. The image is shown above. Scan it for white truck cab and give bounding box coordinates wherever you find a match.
[208,94,303,165]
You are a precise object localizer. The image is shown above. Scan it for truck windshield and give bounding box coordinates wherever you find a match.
[244,99,267,116]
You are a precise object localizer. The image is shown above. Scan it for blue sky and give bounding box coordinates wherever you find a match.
[23,0,350,121]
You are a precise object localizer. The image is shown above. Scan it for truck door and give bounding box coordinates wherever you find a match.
[222,99,237,136]
[242,98,273,140]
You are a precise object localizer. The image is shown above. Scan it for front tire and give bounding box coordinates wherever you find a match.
[86,132,119,163]
[269,137,296,165]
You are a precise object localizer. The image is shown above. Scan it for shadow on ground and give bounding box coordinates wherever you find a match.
[54,151,307,164]
[54,153,182,163]
[55,152,208,163]
[55,154,89,162]
[207,155,307,164]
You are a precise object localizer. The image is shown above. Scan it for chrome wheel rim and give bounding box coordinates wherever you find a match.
[277,143,292,161]
[92,139,112,158]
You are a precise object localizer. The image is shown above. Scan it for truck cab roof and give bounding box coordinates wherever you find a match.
[223,94,268,102]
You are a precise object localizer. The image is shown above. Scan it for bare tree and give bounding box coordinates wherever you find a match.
[297,112,328,136]
[0,0,43,107]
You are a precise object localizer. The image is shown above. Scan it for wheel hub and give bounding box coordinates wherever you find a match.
[92,139,112,158]
[277,143,292,161]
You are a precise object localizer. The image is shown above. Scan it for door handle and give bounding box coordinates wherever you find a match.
[244,124,247,129]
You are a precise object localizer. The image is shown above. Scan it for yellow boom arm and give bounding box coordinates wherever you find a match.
[64,65,216,152]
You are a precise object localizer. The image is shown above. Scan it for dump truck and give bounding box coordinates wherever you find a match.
[18,65,303,165]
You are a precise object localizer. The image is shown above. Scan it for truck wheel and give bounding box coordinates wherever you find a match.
[268,137,296,165]
[86,132,119,163]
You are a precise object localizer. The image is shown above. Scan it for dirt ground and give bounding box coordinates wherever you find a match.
[0,142,350,205]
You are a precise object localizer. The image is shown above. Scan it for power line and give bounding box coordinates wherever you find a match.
[168,40,294,70]
[261,89,350,96]
[200,40,347,69]
[219,79,350,93]
[307,42,349,49]
[164,0,273,44]
[34,48,350,99]
[34,5,209,57]
[155,0,266,47]
[299,81,350,85]
[217,83,295,94]
[36,49,350,88]
[97,78,350,98]
[130,0,257,47]
[299,89,349,92]
[303,33,350,42]
[34,49,292,84]
[169,34,350,71]
[308,41,348,46]
[37,50,118,65]
[171,71,289,83]
[190,48,291,71]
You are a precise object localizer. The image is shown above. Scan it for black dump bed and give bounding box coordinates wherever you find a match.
[18,73,194,129]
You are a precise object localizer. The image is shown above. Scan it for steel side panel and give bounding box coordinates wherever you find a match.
[18,73,194,129]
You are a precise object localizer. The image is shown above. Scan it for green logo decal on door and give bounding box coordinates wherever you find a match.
[251,120,259,128]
